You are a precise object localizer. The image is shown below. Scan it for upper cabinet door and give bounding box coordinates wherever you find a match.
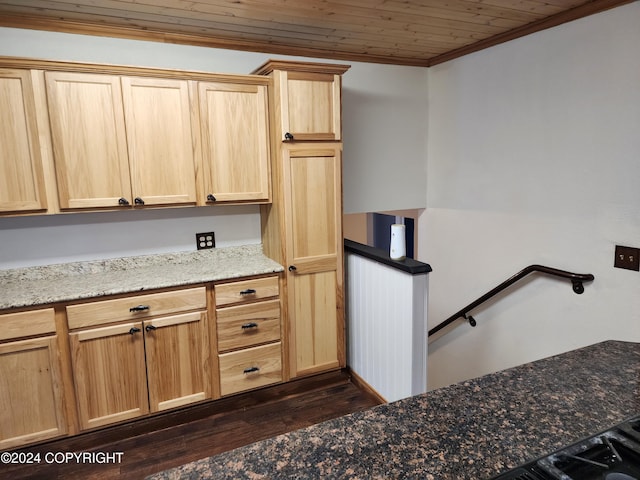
[121,77,197,206]
[278,71,342,141]
[0,69,47,213]
[45,72,132,209]
[198,81,271,203]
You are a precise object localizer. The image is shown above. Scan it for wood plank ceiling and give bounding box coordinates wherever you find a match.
[0,0,633,67]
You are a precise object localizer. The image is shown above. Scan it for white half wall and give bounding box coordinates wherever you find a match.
[423,2,640,390]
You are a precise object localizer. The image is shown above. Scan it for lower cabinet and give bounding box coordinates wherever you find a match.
[219,342,282,396]
[214,276,284,396]
[70,322,149,430]
[144,311,210,412]
[67,287,210,431]
[1,276,285,449]
[0,309,67,450]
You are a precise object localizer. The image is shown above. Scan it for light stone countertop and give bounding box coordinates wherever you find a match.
[0,244,284,310]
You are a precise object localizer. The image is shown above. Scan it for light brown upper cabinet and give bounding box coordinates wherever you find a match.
[121,77,197,207]
[46,72,197,209]
[0,69,48,214]
[253,60,350,142]
[198,80,271,204]
[45,72,131,209]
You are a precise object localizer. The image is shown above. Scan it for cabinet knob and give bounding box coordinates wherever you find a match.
[206,194,216,202]
[129,327,141,335]
[243,366,260,374]
[288,265,297,272]
[284,132,294,141]
[240,288,256,295]
[118,197,130,206]
[241,322,259,330]
[129,305,150,312]
[134,197,145,205]
[145,324,157,332]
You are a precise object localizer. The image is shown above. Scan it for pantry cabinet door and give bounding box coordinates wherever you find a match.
[198,81,271,203]
[45,72,132,209]
[0,69,47,213]
[283,144,344,376]
[70,322,148,430]
[144,311,210,412]
[121,77,197,206]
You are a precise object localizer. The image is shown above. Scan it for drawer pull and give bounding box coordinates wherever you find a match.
[241,322,259,330]
[129,327,141,335]
[145,324,157,332]
[240,288,257,295]
[129,305,150,312]
[243,366,260,374]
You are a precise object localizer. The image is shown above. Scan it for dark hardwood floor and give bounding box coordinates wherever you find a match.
[1,370,382,480]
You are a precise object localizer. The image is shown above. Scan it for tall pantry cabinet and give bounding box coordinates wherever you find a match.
[254,60,350,378]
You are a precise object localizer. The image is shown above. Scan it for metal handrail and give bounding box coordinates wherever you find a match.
[428,264,595,337]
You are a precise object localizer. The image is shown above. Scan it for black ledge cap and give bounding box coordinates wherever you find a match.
[344,239,432,275]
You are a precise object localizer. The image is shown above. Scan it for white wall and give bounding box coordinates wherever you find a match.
[342,63,428,213]
[0,27,428,268]
[0,206,261,268]
[424,2,640,389]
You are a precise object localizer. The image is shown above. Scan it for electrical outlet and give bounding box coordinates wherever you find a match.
[614,245,640,271]
[196,232,215,250]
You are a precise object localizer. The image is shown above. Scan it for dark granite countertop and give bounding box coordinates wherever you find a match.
[147,340,640,479]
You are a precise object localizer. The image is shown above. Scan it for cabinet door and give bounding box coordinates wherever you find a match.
[121,77,197,206]
[283,144,344,376]
[144,311,210,413]
[198,82,271,203]
[278,71,342,141]
[70,322,148,430]
[0,336,67,449]
[45,72,132,209]
[0,69,47,213]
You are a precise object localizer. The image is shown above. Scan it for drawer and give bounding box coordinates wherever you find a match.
[0,308,56,342]
[216,300,280,352]
[66,287,206,329]
[218,342,282,396]
[214,276,279,307]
